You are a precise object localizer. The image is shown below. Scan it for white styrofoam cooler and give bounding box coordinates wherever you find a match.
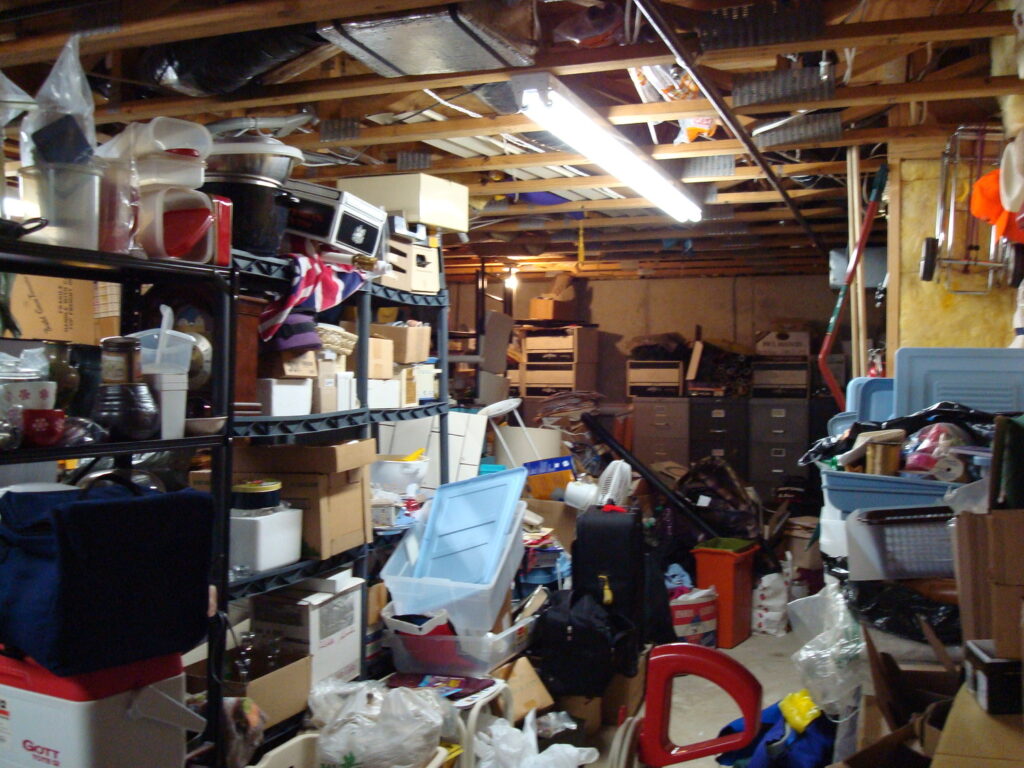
[230,506,303,573]
[0,655,203,768]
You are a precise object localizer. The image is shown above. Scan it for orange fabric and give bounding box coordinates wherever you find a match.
[971,169,1024,244]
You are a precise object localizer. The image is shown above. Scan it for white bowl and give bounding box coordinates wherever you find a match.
[372,457,429,494]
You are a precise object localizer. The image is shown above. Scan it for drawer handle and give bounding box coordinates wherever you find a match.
[710,429,727,434]
[771,469,784,474]
[771,429,785,434]
[654,422,670,427]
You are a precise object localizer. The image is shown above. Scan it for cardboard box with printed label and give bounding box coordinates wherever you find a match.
[185,650,311,728]
[251,578,364,684]
[259,349,319,379]
[8,274,96,344]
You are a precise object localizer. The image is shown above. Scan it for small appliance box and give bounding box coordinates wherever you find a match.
[251,578,364,684]
[755,330,811,357]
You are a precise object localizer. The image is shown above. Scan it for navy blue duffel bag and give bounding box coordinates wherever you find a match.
[0,480,213,676]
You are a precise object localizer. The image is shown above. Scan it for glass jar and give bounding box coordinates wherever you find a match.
[100,336,142,384]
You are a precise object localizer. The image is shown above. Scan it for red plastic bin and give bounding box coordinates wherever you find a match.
[693,539,759,649]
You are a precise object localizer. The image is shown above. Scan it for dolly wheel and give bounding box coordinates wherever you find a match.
[920,238,938,281]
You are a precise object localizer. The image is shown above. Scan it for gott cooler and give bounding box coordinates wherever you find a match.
[693,539,759,649]
[0,653,204,768]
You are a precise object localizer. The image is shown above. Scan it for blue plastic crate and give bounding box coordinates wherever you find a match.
[821,469,957,516]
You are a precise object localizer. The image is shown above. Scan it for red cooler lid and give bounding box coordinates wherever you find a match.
[0,651,182,701]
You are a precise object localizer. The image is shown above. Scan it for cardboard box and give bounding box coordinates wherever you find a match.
[337,173,469,232]
[930,686,1024,766]
[366,337,395,379]
[755,330,811,357]
[529,297,574,321]
[556,695,602,737]
[987,510,1024,585]
[602,648,649,726]
[251,579,363,684]
[185,650,311,727]
[990,583,1024,659]
[955,512,993,642]
[312,353,339,413]
[8,274,96,344]
[828,721,929,768]
[259,349,319,379]
[783,516,823,571]
[526,499,576,549]
[370,324,431,364]
[493,657,554,723]
[192,461,372,559]
[233,439,376,475]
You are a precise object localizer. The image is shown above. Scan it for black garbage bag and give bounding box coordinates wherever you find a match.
[842,580,961,646]
[800,401,1013,466]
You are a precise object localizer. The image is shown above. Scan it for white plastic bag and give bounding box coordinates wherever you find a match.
[752,555,792,637]
[791,583,864,718]
[311,680,452,768]
[20,35,95,167]
[475,712,599,768]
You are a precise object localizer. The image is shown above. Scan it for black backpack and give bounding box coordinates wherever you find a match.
[532,589,635,697]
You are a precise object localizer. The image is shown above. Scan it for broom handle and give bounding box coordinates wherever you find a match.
[819,164,888,410]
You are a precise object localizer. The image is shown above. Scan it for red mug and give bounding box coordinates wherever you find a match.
[22,409,66,448]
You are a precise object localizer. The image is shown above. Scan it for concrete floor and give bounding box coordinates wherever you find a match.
[593,631,807,768]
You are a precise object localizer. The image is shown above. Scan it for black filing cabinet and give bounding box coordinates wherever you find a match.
[688,397,748,477]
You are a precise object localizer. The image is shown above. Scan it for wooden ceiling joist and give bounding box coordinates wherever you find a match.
[307,126,944,181]
[479,188,846,216]
[461,159,883,195]
[473,207,849,234]
[0,0,448,68]
[288,77,1018,150]
[94,43,675,125]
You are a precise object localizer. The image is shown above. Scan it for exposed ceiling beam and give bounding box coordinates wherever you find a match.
[306,125,942,180]
[291,76,1019,149]
[94,42,674,124]
[461,159,884,195]
[464,220,883,245]
[92,11,1014,123]
[472,206,849,233]
[477,188,846,216]
[0,1,448,68]
[696,10,1013,69]
[448,235,863,258]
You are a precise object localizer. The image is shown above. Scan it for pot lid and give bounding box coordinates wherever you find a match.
[208,134,303,162]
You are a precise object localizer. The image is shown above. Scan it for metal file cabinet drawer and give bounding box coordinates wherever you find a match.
[689,439,748,476]
[749,442,807,481]
[635,437,689,467]
[749,399,808,444]
[690,398,747,442]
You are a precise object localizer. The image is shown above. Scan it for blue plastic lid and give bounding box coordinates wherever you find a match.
[412,467,526,584]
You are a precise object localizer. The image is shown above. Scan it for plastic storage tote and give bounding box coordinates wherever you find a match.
[820,469,957,516]
[381,469,527,635]
[385,615,536,676]
[253,734,447,768]
[693,539,759,649]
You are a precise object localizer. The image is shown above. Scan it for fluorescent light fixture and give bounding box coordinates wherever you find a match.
[510,72,702,223]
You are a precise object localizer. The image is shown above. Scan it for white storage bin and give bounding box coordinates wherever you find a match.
[145,372,187,440]
[367,377,401,409]
[818,501,847,558]
[0,658,202,768]
[230,506,303,573]
[136,151,205,188]
[258,378,313,417]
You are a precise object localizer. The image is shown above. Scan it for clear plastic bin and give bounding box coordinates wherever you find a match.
[385,615,536,676]
[820,469,956,516]
[128,329,195,375]
[381,505,525,636]
[136,151,205,189]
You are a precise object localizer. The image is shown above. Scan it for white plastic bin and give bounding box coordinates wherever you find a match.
[230,506,303,573]
[136,151,205,188]
[258,378,313,417]
[129,329,195,375]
